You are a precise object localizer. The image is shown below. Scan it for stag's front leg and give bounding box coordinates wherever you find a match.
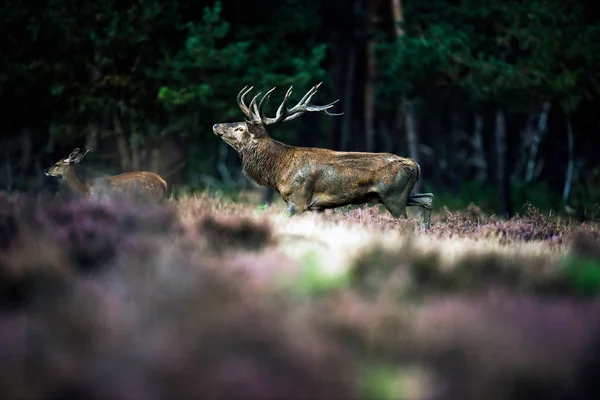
[284,201,297,216]
[281,182,312,217]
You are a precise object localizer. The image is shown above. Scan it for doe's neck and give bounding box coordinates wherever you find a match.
[64,165,90,195]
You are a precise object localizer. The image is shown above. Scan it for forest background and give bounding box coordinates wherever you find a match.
[2,0,599,217]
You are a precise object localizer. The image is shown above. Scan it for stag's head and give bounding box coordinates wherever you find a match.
[44,148,90,178]
[212,82,342,152]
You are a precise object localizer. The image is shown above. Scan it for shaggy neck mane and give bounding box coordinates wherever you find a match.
[239,137,289,190]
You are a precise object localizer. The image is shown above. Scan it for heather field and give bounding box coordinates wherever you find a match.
[2,191,600,400]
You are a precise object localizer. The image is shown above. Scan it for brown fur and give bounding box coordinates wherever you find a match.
[45,148,167,202]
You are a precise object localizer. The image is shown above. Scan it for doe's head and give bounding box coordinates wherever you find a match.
[44,148,90,178]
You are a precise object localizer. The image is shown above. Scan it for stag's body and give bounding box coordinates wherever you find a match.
[45,149,167,202]
[213,83,433,227]
[240,138,420,215]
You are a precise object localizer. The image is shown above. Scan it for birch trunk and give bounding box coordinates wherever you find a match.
[563,109,574,203]
[525,100,551,182]
[495,109,511,217]
[391,0,421,192]
[217,141,233,185]
[404,99,421,192]
[472,112,488,183]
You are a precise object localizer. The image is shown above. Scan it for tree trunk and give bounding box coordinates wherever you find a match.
[341,0,361,151]
[391,0,421,192]
[86,49,102,154]
[85,123,99,152]
[515,114,535,179]
[495,108,511,217]
[217,141,233,186]
[341,41,356,151]
[331,36,343,151]
[20,127,32,170]
[448,108,463,194]
[364,0,378,152]
[391,0,404,36]
[4,139,13,192]
[471,112,488,183]
[113,109,132,172]
[525,100,551,182]
[404,99,421,192]
[563,109,574,203]
[150,147,161,174]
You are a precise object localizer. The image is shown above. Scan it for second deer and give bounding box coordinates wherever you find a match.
[45,148,168,202]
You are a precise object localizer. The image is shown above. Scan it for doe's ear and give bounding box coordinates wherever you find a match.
[67,148,81,161]
[71,149,90,164]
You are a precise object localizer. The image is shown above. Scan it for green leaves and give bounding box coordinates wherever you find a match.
[377,0,600,110]
[560,255,600,297]
[157,1,328,123]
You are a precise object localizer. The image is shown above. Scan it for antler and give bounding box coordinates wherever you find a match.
[237,83,343,125]
[237,86,257,121]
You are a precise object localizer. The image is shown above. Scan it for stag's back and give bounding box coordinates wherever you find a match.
[89,171,168,202]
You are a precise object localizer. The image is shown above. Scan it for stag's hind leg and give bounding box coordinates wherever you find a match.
[407,193,434,229]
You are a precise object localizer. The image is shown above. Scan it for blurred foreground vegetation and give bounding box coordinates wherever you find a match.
[2,192,600,399]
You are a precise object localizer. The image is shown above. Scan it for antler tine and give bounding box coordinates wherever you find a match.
[248,92,263,122]
[282,82,342,122]
[306,98,341,112]
[257,87,277,120]
[257,83,343,125]
[259,86,292,125]
[274,86,293,121]
[237,86,254,119]
[290,82,320,111]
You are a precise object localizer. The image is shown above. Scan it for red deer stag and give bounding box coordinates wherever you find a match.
[212,83,433,227]
[44,148,168,202]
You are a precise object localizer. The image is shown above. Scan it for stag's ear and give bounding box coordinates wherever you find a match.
[71,149,90,164]
[244,121,260,139]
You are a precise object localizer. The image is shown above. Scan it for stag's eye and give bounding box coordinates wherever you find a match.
[235,127,243,132]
